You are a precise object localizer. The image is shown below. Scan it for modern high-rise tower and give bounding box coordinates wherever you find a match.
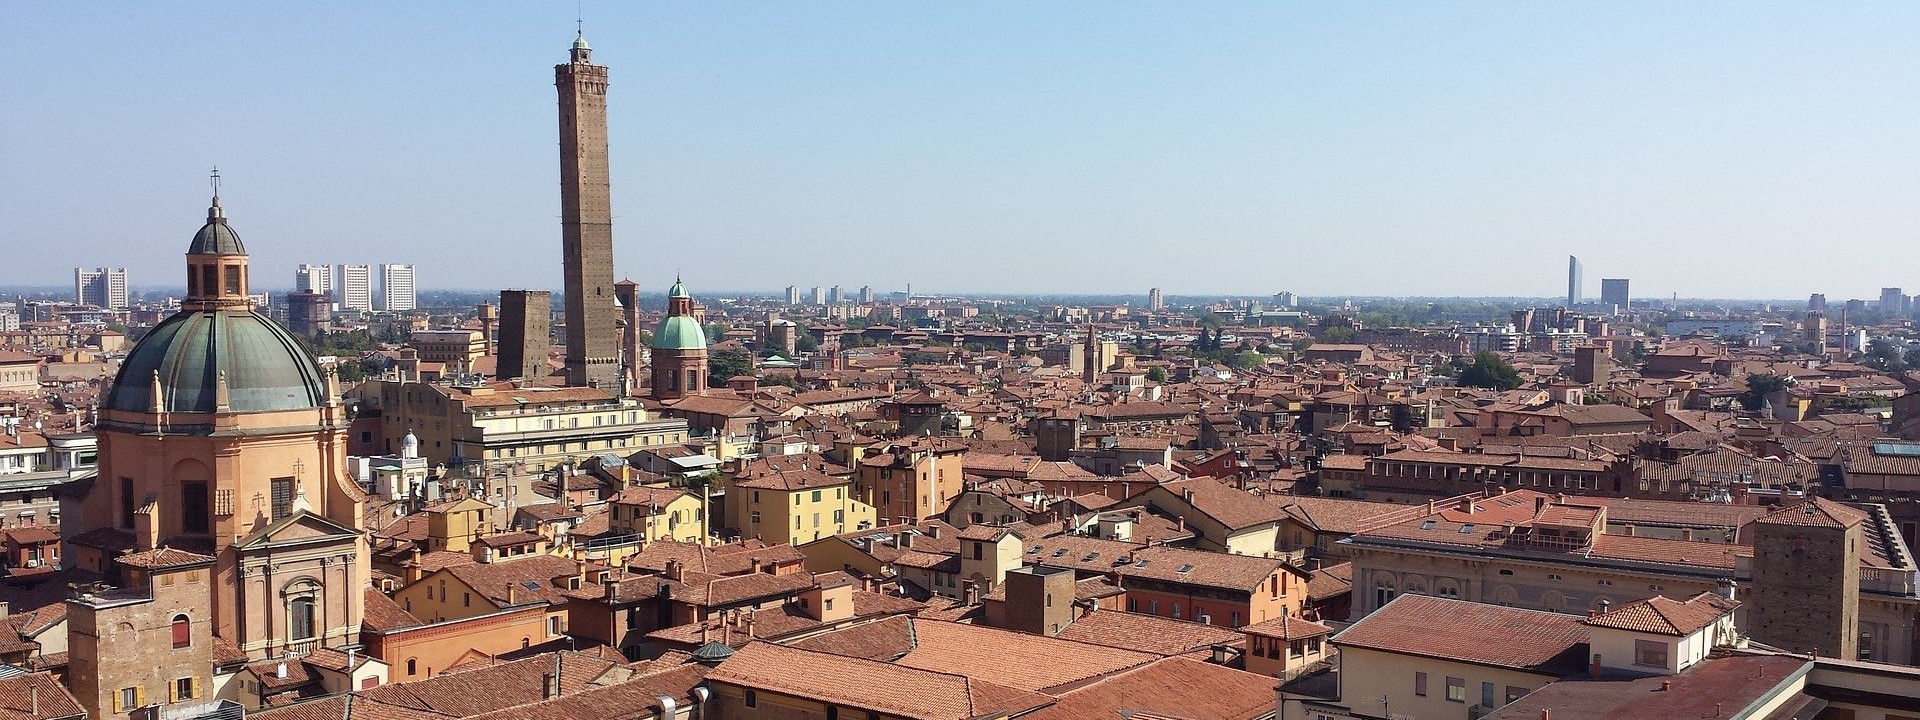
[1566,255,1583,307]
[74,267,129,309]
[556,32,621,391]
[295,263,334,297]
[337,264,373,312]
[380,263,416,311]
[1599,278,1630,311]
[1148,287,1165,312]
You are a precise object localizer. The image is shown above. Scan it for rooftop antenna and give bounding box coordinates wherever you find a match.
[209,166,221,197]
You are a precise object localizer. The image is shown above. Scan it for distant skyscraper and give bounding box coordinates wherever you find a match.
[1808,293,1827,312]
[1275,291,1297,308]
[785,285,801,305]
[828,285,844,304]
[1148,287,1165,312]
[1599,278,1630,311]
[380,263,417,311]
[337,264,374,312]
[295,263,334,297]
[1880,288,1905,314]
[810,286,826,305]
[74,267,128,309]
[859,285,874,304]
[556,32,621,390]
[1567,255,1583,306]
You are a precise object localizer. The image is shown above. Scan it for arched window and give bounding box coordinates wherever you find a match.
[171,615,191,648]
[289,597,316,641]
[406,658,417,676]
[521,637,531,649]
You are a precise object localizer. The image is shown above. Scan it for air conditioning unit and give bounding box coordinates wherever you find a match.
[24,559,39,568]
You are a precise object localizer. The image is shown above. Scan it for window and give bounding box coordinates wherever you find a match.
[171,615,191,648]
[811,490,822,503]
[972,542,984,561]
[1634,639,1670,667]
[744,690,758,708]
[1596,579,1613,587]
[224,266,241,294]
[120,478,135,528]
[548,616,562,636]
[289,597,316,640]
[1414,672,1428,696]
[175,677,195,701]
[1445,676,1466,702]
[181,481,209,534]
[407,659,417,675]
[1482,681,1496,708]
[271,478,295,520]
[117,687,140,713]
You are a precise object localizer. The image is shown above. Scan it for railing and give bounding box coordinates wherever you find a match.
[1862,567,1917,596]
[579,533,643,559]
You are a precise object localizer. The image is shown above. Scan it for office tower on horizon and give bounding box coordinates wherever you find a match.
[785,285,801,305]
[380,263,416,311]
[1600,278,1630,311]
[74,267,129,309]
[337,264,373,312]
[295,263,334,298]
[1567,255,1583,307]
[1148,287,1165,312]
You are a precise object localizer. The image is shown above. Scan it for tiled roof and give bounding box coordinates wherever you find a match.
[0,672,85,720]
[706,641,1049,720]
[115,546,216,569]
[1278,495,1404,534]
[1150,477,1289,530]
[888,619,1156,693]
[788,615,918,660]
[441,555,590,607]
[1479,653,1810,720]
[1023,535,1297,592]
[1335,594,1589,674]
[1054,610,1243,656]
[730,469,848,491]
[1753,497,1867,528]
[1584,592,1739,636]
[1242,614,1333,640]
[1017,657,1280,720]
[362,588,423,632]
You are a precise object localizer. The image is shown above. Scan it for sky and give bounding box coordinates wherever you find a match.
[4,2,1920,300]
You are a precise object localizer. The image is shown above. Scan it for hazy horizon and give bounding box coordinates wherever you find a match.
[7,3,1920,300]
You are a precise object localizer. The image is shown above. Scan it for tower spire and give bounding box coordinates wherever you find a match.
[208,166,224,219]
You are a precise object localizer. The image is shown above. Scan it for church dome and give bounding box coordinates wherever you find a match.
[652,315,707,350]
[105,309,326,414]
[188,198,247,255]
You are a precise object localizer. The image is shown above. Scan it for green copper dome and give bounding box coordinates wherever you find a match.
[105,310,326,414]
[188,198,247,255]
[668,280,690,298]
[652,315,708,350]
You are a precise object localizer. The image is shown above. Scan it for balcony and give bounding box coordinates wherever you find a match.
[1862,566,1917,596]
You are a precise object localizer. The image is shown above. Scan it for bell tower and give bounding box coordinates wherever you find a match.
[556,32,621,390]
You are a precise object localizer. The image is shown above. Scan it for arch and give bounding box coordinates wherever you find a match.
[117,621,135,633]
[1492,585,1519,607]
[280,576,323,597]
[1539,591,1565,613]
[1432,578,1462,600]
[406,658,417,676]
[1401,574,1429,595]
[171,614,191,648]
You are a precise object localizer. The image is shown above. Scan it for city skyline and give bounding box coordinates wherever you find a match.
[8,4,1920,299]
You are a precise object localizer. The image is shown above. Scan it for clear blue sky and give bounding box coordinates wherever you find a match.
[5,2,1919,300]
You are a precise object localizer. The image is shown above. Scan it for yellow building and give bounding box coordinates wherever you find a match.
[733,469,877,546]
[608,486,707,545]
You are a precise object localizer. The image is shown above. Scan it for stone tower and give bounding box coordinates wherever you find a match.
[497,289,551,383]
[1747,498,1863,660]
[650,279,709,400]
[614,278,641,397]
[556,33,621,390]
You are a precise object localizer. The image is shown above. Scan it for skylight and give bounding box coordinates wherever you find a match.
[1460,524,1476,534]
[1177,564,1194,574]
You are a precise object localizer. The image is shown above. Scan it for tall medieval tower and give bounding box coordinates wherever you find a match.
[1747,497,1863,660]
[556,33,622,391]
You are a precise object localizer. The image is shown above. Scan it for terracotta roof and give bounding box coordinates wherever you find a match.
[888,619,1156,693]
[0,672,84,720]
[706,641,1050,720]
[1335,594,1589,673]
[1242,613,1333,640]
[1054,610,1243,656]
[1584,592,1739,637]
[1278,496,1404,534]
[1480,653,1810,720]
[1150,477,1289,530]
[1753,497,1867,528]
[114,546,215,569]
[787,614,918,660]
[1017,657,1280,720]
[362,588,424,632]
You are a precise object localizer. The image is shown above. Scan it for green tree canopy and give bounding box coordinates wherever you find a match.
[1739,373,1792,411]
[707,348,753,388]
[1145,367,1167,383]
[1456,351,1522,390]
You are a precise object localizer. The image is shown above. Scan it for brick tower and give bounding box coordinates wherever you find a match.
[556,32,621,390]
[1747,497,1863,660]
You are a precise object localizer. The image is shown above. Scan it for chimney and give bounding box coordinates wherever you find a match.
[1535,496,1548,513]
[1589,652,1603,678]
[27,684,35,715]
[1660,680,1673,692]
[347,648,357,667]
[542,672,559,700]
[1457,498,1475,513]
[276,662,288,679]
[506,584,518,605]
[899,533,913,549]
[666,559,685,582]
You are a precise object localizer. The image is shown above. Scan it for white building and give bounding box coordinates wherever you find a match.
[295,263,334,296]
[337,264,374,312]
[380,263,416,312]
[74,267,129,309]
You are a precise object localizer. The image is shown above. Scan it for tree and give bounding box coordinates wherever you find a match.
[1456,351,1522,391]
[1229,350,1266,370]
[707,348,752,388]
[794,332,819,353]
[1865,339,1908,373]
[1739,373,1792,411]
[1145,367,1167,383]
[1320,326,1355,344]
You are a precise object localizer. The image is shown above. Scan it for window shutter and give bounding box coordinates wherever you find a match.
[136,686,148,707]
[192,676,203,699]
[110,692,121,714]
[168,680,178,703]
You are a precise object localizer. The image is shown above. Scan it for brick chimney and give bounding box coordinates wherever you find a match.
[666,559,685,582]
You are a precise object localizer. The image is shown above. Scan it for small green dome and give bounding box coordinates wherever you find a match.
[652,315,707,350]
[668,280,689,298]
[188,199,246,255]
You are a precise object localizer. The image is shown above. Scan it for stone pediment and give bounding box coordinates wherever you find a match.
[236,510,361,550]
